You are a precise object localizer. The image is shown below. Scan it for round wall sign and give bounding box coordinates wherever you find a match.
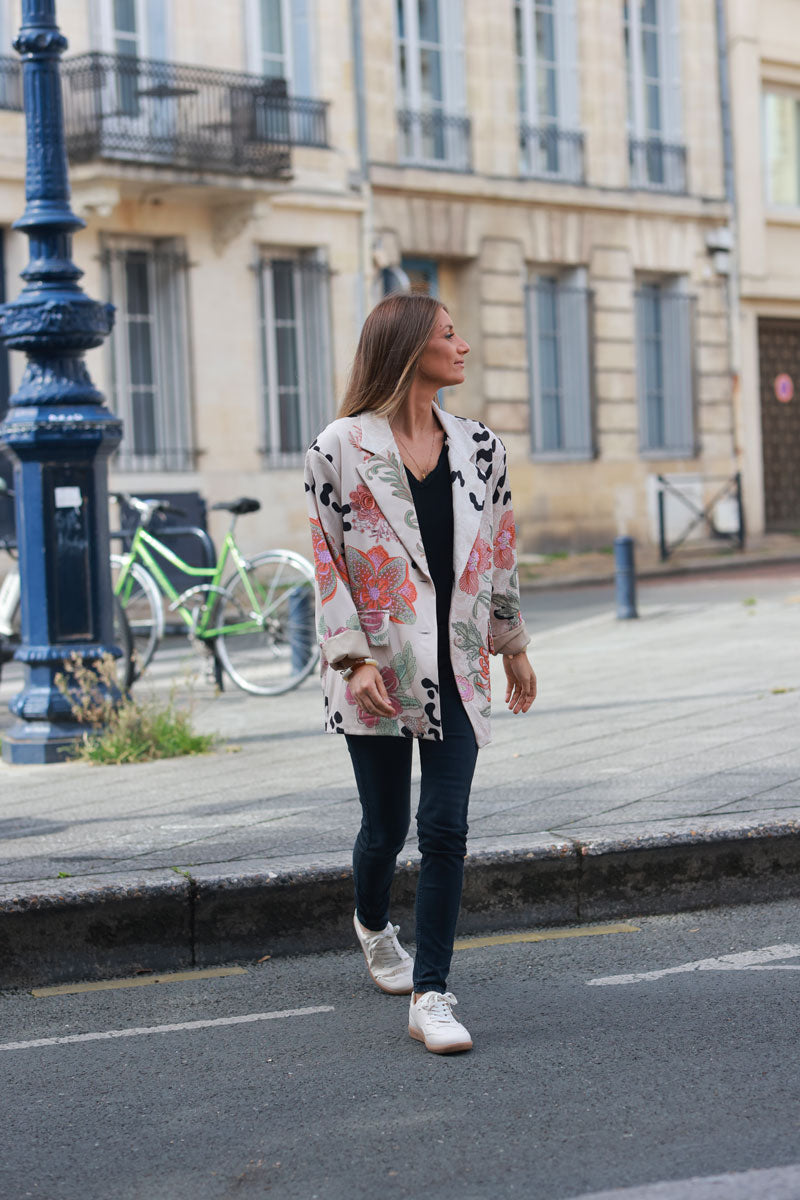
[774,373,794,403]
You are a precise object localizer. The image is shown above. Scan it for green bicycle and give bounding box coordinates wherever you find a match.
[111,493,318,696]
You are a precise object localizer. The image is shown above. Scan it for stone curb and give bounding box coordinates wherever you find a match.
[2,821,799,989]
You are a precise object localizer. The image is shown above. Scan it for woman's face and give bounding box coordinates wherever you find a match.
[416,307,470,391]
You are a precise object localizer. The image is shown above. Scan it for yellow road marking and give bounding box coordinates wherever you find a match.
[454,923,640,951]
[32,967,247,998]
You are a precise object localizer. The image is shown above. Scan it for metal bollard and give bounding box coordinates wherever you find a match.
[288,586,314,673]
[614,536,638,619]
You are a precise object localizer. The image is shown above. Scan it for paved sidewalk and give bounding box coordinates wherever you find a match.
[1,574,799,986]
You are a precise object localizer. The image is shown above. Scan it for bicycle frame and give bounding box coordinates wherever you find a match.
[114,525,265,638]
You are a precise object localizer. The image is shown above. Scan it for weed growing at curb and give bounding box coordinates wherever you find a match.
[55,653,217,765]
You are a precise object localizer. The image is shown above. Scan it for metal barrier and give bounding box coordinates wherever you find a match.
[656,471,744,562]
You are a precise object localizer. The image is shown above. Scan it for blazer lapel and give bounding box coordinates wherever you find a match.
[436,409,489,587]
[356,411,430,576]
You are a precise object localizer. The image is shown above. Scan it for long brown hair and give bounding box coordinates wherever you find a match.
[338,291,443,420]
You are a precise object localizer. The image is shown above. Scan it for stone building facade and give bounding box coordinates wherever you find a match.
[0,0,738,557]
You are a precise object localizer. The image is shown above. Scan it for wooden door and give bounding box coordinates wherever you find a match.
[758,318,800,530]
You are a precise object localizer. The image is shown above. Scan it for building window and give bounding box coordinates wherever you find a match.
[257,253,333,465]
[525,269,593,458]
[635,281,695,456]
[395,0,470,170]
[624,0,686,192]
[515,0,583,182]
[104,240,195,472]
[764,91,800,206]
[244,0,314,96]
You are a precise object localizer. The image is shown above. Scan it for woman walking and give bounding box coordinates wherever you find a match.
[304,292,536,1054]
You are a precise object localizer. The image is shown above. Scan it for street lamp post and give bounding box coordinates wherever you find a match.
[0,0,122,763]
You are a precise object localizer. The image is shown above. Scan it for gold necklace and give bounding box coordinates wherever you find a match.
[393,423,440,480]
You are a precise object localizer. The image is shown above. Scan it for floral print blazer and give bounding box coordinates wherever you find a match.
[304,408,530,748]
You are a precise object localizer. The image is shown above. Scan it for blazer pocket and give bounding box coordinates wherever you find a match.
[359,610,391,647]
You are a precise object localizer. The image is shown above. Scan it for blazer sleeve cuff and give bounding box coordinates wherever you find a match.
[492,621,531,657]
[321,628,370,668]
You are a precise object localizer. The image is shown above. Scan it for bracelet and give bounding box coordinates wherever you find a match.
[340,657,379,681]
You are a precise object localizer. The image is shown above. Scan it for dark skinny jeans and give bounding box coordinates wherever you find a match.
[345,667,479,994]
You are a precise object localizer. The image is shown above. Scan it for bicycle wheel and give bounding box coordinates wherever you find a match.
[112,594,135,691]
[110,554,164,679]
[215,550,319,696]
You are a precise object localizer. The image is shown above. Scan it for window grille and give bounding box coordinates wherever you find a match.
[635,283,696,456]
[514,0,583,182]
[257,254,334,467]
[103,240,195,472]
[525,272,594,458]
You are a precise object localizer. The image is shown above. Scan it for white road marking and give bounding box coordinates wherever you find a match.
[0,1004,334,1052]
[587,943,800,986]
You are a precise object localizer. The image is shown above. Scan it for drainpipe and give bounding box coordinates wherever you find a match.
[350,0,373,326]
[715,0,742,441]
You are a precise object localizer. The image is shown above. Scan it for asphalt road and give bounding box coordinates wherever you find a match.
[2,898,799,1200]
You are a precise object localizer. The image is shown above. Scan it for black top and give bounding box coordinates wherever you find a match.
[406,442,454,672]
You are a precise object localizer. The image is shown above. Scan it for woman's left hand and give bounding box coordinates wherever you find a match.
[503,652,537,714]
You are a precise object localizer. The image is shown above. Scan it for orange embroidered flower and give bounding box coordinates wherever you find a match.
[309,517,347,605]
[346,544,417,624]
[459,536,492,595]
[493,511,516,570]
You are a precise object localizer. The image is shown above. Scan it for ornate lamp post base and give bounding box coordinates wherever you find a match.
[0,0,122,764]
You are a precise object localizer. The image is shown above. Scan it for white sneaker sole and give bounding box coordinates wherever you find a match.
[408,1025,473,1054]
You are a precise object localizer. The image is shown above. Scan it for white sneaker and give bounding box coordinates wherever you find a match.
[353,910,414,995]
[408,991,473,1054]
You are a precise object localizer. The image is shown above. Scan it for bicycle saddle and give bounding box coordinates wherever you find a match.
[211,497,261,516]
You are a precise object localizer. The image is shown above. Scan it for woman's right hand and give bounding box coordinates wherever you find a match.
[347,663,396,718]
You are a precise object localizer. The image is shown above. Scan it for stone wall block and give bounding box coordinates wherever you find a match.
[480,239,525,273]
[483,336,528,369]
[481,273,526,304]
[486,402,531,434]
[594,340,636,372]
[483,368,529,403]
[482,304,526,337]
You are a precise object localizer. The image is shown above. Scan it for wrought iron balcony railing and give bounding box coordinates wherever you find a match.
[629,136,687,194]
[519,123,584,183]
[397,108,471,171]
[0,53,328,178]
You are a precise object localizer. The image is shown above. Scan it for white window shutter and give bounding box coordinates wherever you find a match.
[660,0,683,142]
[299,257,333,442]
[662,284,695,456]
[557,268,593,456]
[291,0,314,97]
[555,0,580,131]
[441,0,466,113]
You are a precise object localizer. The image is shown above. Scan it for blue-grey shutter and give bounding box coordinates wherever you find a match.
[146,0,169,58]
[441,0,466,112]
[154,242,193,470]
[291,0,313,96]
[557,270,593,456]
[299,256,333,445]
[555,0,581,180]
[634,290,652,451]
[660,0,682,142]
[525,281,543,453]
[662,285,695,456]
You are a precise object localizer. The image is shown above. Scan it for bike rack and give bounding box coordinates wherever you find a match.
[656,471,744,562]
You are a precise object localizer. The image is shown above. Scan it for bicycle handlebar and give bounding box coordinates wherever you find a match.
[111,492,187,522]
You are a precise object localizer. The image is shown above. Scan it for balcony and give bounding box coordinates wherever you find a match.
[519,123,584,184]
[397,108,471,172]
[0,53,328,179]
[629,136,687,194]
